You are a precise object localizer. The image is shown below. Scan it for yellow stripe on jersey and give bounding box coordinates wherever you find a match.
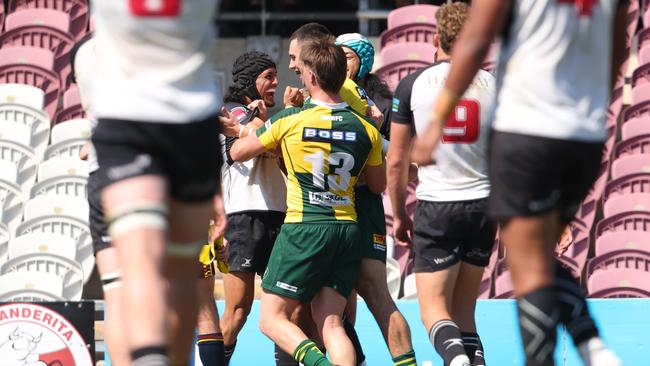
[257,100,382,223]
[340,78,370,116]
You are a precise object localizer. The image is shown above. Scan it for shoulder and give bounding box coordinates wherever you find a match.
[269,104,312,124]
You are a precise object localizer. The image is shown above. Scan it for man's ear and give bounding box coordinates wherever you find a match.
[433,33,440,48]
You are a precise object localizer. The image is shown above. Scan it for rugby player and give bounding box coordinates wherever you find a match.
[411,1,627,365]
[91,1,224,365]
[388,4,495,366]
[230,38,385,366]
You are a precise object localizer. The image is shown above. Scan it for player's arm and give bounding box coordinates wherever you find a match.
[611,1,629,90]
[387,123,413,221]
[411,0,510,165]
[364,129,387,194]
[229,134,267,162]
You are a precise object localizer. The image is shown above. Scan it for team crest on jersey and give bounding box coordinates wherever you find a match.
[230,106,249,123]
[0,303,93,366]
[392,98,400,112]
[302,128,357,143]
[373,234,386,251]
[356,86,369,101]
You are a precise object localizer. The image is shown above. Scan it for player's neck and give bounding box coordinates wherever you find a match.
[309,88,342,105]
[436,49,451,62]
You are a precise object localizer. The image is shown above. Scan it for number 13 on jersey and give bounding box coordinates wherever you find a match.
[129,0,181,17]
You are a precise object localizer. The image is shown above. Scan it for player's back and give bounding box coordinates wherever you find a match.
[92,0,219,123]
[495,0,619,142]
[258,100,381,223]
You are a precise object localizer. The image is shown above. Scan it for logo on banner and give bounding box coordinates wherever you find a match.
[0,303,93,366]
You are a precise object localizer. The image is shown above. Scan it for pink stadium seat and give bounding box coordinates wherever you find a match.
[587,269,650,298]
[577,159,609,227]
[614,134,650,157]
[621,102,650,139]
[4,8,69,33]
[493,260,513,299]
[596,211,650,239]
[607,86,624,127]
[587,249,650,278]
[1,2,5,31]
[0,23,75,87]
[380,23,436,48]
[639,28,650,65]
[377,43,436,91]
[7,0,89,41]
[627,0,639,45]
[0,45,55,70]
[0,64,61,119]
[611,154,650,179]
[388,4,438,29]
[631,63,650,104]
[63,85,80,109]
[53,104,85,125]
[603,173,650,216]
[595,230,650,258]
[556,219,590,279]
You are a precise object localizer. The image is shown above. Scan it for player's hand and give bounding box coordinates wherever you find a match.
[284,86,304,108]
[367,104,385,129]
[393,215,413,248]
[79,141,90,161]
[411,116,443,166]
[557,225,573,256]
[218,106,240,137]
[212,194,227,240]
[247,99,268,121]
[215,237,228,262]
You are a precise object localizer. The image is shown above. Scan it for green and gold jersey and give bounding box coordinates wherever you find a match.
[257,100,383,223]
[340,78,370,116]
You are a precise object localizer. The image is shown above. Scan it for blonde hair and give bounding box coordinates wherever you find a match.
[435,2,469,54]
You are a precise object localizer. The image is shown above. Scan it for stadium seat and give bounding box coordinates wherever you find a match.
[0,104,50,159]
[44,137,85,159]
[0,83,45,109]
[611,154,650,179]
[0,1,4,31]
[22,194,88,221]
[380,23,437,48]
[0,139,37,195]
[63,85,80,108]
[376,43,436,91]
[595,230,650,257]
[37,156,88,181]
[0,222,9,264]
[493,260,513,299]
[607,85,624,127]
[631,63,650,104]
[0,119,32,146]
[0,271,64,301]
[0,63,62,119]
[0,45,56,71]
[31,174,87,198]
[387,4,439,29]
[4,8,70,33]
[587,268,650,298]
[587,249,650,278]
[638,27,650,65]
[578,159,609,227]
[53,103,85,125]
[613,133,650,158]
[9,232,76,261]
[49,117,91,144]
[0,252,84,300]
[0,162,25,234]
[603,173,650,216]
[621,101,650,140]
[386,256,401,300]
[596,211,650,239]
[7,0,89,41]
[402,272,417,300]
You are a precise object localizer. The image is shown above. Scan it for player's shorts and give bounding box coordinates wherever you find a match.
[92,116,222,202]
[489,131,603,223]
[413,198,496,272]
[262,222,362,302]
[355,185,387,262]
[224,211,285,275]
[88,171,112,254]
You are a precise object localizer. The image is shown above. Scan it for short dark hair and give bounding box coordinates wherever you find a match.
[300,39,347,94]
[290,23,334,43]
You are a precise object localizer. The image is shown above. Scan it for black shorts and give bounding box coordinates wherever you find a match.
[91,116,222,202]
[88,171,112,254]
[413,199,496,272]
[489,131,603,222]
[224,211,285,275]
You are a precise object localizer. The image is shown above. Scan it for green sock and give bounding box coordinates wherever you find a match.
[392,350,417,366]
[293,339,332,366]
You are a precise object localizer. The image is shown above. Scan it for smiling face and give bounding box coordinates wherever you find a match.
[342,46,361,80]
[256,67,278,107]
[288,38,301,75]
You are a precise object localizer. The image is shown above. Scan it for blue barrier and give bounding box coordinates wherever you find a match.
[107,299,649,365]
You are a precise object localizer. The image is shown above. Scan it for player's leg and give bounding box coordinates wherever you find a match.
[451,262,487,366]
[197,276,225,366]
[220,271,255,362]
[311,287,356,366]
[342,291,367,365]
[355,258,416,365]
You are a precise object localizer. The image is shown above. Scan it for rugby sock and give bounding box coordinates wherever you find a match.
[461,332,486,366]
[429,320,470,366]
[197,332,225,366]
[131,346,170,366]
[343,316,366,365]
[275,343,298,366]
[293,339,332,366]
[517,286,559,366]
[224,341,236,364]
[392,350,417,366]
[554,265,599,346]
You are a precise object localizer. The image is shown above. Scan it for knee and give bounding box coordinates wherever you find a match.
[232,305,251,325]
[358,278,394,312]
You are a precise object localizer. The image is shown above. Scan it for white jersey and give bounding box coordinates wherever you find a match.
[392,61,496,202]
[221,103,287,214]
[493,0,620,142]
[91,0,220,123]
[73,37,99,173]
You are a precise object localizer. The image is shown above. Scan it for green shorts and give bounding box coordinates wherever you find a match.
[262,222,362,302]
[355,185,387,262]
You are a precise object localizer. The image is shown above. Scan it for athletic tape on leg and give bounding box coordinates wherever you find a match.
[101,269,123,291]
[167,239,205,259]
[107,202,168,237]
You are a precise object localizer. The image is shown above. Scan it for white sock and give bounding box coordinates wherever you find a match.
[449,354,471,366]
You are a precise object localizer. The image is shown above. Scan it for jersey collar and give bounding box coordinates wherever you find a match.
[310,99,349,110]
